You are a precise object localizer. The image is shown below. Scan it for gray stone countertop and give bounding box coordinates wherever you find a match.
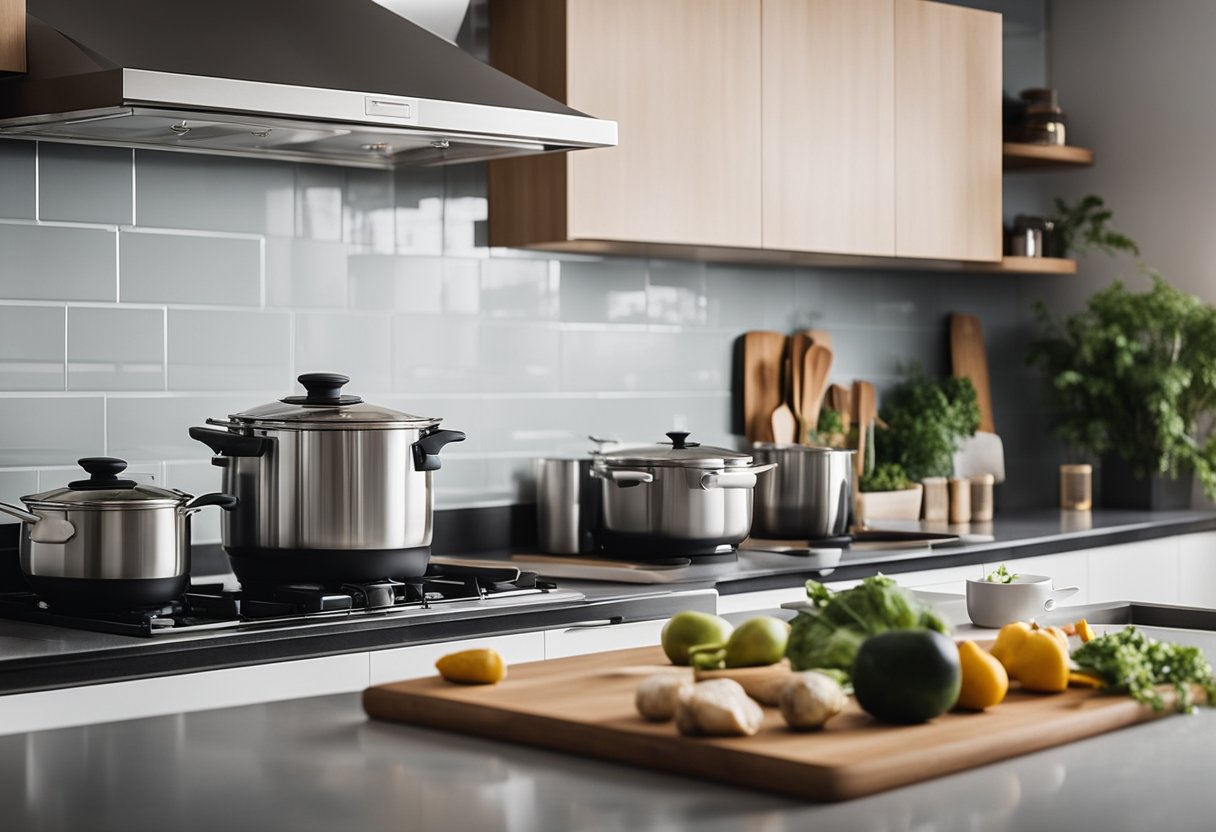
[3,619,1213,832]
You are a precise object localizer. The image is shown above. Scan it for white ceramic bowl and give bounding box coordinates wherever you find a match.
[965,574,1080,629]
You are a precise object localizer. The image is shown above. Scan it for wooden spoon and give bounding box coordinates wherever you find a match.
[801,345,833,442]
[770,355,797,445]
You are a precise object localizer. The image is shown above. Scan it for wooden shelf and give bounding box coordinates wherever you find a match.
[970,256,1078,275]
[1002,143,1094,171]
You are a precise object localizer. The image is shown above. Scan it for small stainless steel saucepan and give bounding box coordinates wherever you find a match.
[0,457,236,609]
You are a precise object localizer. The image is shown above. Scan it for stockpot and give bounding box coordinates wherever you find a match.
[750,444,855,541]
[592,431,776,557]
[0,457,237,608]
[189,373,465,583]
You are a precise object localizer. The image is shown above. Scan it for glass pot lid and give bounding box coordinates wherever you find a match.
[230,373,441,429]
[598,432,754,469]
[23,458,186,509]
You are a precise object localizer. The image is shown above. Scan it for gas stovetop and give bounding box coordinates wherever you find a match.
[0,562,583,637]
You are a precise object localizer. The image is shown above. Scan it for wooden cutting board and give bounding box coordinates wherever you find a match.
[949,313,996,433]
[742,331,787,442]
[363,645,1177,803]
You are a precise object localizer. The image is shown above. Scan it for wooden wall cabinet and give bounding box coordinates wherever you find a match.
[489,0,763,250]
[489,0,1002,268]
[0,0,25,74]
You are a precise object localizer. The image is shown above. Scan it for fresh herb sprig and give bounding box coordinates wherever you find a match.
[1072,626,1216,713]
[984,564,1017,584]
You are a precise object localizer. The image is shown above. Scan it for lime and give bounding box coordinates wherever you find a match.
[661,611,733,665]
[724,616,791,667]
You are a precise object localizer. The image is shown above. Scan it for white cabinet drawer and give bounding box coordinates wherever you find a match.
[889,564,985,595]
[1178,531,1216,608]
[369,632,546,686]
[718,585,812,615]
[544,619,667,659]
[0,652,371,736]
[1087,539,1180,605]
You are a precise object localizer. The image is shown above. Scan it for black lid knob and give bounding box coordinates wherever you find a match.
[283,372,363,406]
[665,431,699,449]
[70,457,136,490]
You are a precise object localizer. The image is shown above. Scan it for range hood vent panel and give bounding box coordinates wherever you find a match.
[0,0,616,167]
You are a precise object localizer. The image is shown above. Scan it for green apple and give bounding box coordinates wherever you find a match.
[661,611,734,665]
[724,616,791,667]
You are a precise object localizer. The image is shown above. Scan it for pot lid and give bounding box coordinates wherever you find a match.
[230,373,441,428]
[24,458,187,508]
[599,432,753,469]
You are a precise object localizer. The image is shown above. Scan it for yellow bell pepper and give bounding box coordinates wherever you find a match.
[436,648,507,684]
[1076,618,1096,643]
[990,621,1070,693]
[956,640,1009,710]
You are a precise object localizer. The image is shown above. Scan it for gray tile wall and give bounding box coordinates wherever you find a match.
[0,139,1055,543]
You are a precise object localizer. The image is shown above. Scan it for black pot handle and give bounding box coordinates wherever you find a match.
[183,493,239,512]
[413,429,466,472]
[189,427,269,458]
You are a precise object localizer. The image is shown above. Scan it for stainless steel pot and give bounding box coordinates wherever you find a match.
[0,457,237,608]
[750,444,855,541]
[188,372,465,583]
[591,431,776,557]
[535,456,601,555]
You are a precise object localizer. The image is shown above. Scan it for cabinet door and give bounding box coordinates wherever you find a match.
[761,0,895,256]
[565,0,763,247]
[894,0,1001,261]
[1087,539,1181,605]
[545,619,666,659]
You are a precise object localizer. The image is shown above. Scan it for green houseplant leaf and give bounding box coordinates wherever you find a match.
[1027,271,1216,499]
[869,370,981,485]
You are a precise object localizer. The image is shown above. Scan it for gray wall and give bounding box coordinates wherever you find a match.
[0,2,1065,544]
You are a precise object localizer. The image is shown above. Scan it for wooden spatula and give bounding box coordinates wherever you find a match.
[853,380,876,483]
[949,314,995,433]
[801,345,833,442]
[771,355,797,445]
[828,384,852,435]
[742,331,787,442]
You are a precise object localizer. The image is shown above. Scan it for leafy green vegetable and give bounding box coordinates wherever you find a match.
[816,408,843,436]
[859,462,914,493]
[984,564,1017,584]
[875,370,980,481]
[1072,626,1216,713]
[786,575,948,680]
[1050,194,1140,260]
[1027,271,1216,499]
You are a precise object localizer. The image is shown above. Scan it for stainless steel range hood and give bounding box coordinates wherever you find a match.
[0,0,616,168]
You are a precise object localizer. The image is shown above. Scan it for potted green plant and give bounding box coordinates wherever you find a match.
[856,372,981,522]
[1028,272,1216,509]
[1049,194,1141,259]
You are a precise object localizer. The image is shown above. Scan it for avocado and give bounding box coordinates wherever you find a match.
[852,629,961,724]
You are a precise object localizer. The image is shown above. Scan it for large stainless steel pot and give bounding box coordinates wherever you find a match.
[188,372,465,583]
[0,457,236,608]
[750,444,855,541]
[592,431,776,557]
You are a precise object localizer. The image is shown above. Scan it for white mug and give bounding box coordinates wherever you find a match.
[965,574,1081,629]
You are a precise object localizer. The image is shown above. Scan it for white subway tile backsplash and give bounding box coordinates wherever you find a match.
[38,143,133,225]
[107,395,254,461]
[0,306,65,390]
[135,151,294,235]
[0,397,105,466]
[558,259,647,323]
[119,230,262,306]
[294,166,344,241]
[380,395,483,454]
[704,264,799,330]
[169,309,291,390]
[67,306,165,391]
[0,141,35,219]
[476,396,586,455]
[295,311,392,393]
[265,237,347,308]
[349,254,441,314]
[394,166,444,255]
[0,224,117,301]
[481,257,557,320]
[560,329,729,393]
[343,168,394,254]
[0,470,39,523]
[648,259,707,326]
[392,316,479,394]
[479,323,561,393]
[441,163,488,256]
